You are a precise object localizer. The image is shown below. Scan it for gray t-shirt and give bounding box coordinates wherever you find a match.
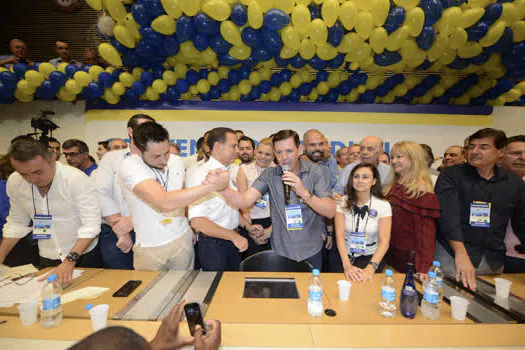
[252,159,332,261]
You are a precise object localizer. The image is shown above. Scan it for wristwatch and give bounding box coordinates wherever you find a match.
[368,261,378,270]
[66,252,80,263]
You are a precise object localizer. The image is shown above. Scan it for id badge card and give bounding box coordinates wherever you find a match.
[348,232,367,254]
[160,217,173,225]
[469,201,491,228]
[255,193,269,209]
[33,214,52,239]
[285,204,304,231]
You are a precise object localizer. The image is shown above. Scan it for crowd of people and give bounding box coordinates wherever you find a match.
[0,115,524,293]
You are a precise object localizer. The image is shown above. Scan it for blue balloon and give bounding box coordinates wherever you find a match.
[326,89,339,102]
[329,54,345,69]
[243,56,259,67]
[32,63,40,71]
[140,71,154,86]
[132,2,153,26]
[262,29,283,53]
[136,41,155,58]
[416,26,436,50]
[0,71,18,87]
[98,72,113,88]
[209,86,221,98]
[151,64,165,79]
[129,81,145,95]
[487,27,513,53]
[175,79,189,93]
[87,82,104,98]
[228,70,241,84]
[274,56,290,67]
[308,56,327,70]
[416,58,433,70]
[187,70,200,85]
[328,22,344,47]
[299,82,313,95]
[263,9,290,31]
[260,80,272,93]
[65,64,79,78]
[420,0,443,27]
[481,3,502,26]
[176,16,196,43]
[218,54,239,66]
[209,35,232,54]
[201,92,213,101]
[249,85,261,99]
[316,70,328,82]
[447,57,469,69]
[290,55,306,68]
[239,67,251,80]
[376,85,389,97]
[13,63,28,79]
[361,91,375,104]
[231,3,248,26]
[144,0,165,17]
[374,51,402,66]
[111,69,123,82]
[281,69,292,82]
[49,71,68,87]
[241,28,263,48]
[194,13,219,36]
[111,39,130,55]
[163,36,180,56]
[433,95,450,104]
[36,80,57,100]
[140,27,162,46]
[384,7,407,34]
[217,79,230,93]
[308,4,321,20]
[467,21,489,41]
[252,48,272,61]
[240,94,251,102]
[164,86,180,101]
[193,33,209,51]
[199,69,209,79]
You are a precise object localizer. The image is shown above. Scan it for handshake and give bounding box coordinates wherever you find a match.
[203,169,231,192]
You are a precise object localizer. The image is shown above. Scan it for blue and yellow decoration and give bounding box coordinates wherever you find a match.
[2,0,525,106]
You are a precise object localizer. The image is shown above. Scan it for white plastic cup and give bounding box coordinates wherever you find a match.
[89,304,109,332]
[450,296,469,321]
[337,280,352,301]
[17,299,39,326]
[494,278,512,299]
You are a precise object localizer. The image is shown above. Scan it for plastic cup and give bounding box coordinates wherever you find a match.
[449,296,469,321]
[89,304,109,332]
[494,278,512,299]
[337,280,352,301]
[17,299,39,326]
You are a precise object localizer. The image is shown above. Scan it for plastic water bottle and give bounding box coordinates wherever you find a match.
[308,269,323,317]
[400,263,419,319]
[429,260,444,301]
[379,269,397,318]
[421,271,441,320]
[40,274,62,328]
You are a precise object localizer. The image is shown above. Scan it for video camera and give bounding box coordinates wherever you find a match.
[28,110,59,144]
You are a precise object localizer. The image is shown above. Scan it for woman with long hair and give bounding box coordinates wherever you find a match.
[335,163,392,282]
[384,141,440,274]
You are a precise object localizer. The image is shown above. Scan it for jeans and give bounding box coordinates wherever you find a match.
[198,233,241,271]
[40,241,103,268]
[239,217,272,260]
[504,256,525,273]
[99,224,135,270]
[304,248,323,271]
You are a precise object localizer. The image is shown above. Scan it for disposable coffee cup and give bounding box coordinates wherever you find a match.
[449,296,469,321]
[17,299,39,326]
[494,278,512,299]
[89,304,109,332]
[337,280,352,301]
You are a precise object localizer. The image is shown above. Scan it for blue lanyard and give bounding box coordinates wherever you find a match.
[151,167,170,190]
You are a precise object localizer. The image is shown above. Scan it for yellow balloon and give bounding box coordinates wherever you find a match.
[85,0,103,10]
[280,82,292,95]
[114,24,136,48]
[17,80,36,95]
[292,5,311,33]
[299,38,316,59]
[132,67,145,81]
[197,79,212,94]
[372,0,390,27]
[344,42,371,63]
[57,87,76,102]
[327,71,342,88]
[258,0,273,12]
[281,26,301,50]
[152,15,176,35]
[203,0,231,21]
[308,19,328,46]
[316,43,337,60]
[218,66,230,79]
[449,27,468,50]
[105,0,127,22]
[352,0,373,11]
[502,88,521,102]
[25,70,44,86]
[146,87,160,101]
[57,62,68,73]
[221,21,243,46]
[89,65,105,81]
[355,12,373,39]
[502,3,520,25]
[208,71,220,85]
[400,39,418,58]
[370,27,388,54]
[65,80,82,94]
[117,72,133,87]
[404,75,422,89]
[125,14,141,41]
[317,81,330,95]
[162,0,183,18]
[427,34,447,62]
[14,89,34,103]
[405,49,426,68]
[180,0,202,16]
[248,0,263,29]
[200,47,218,65]
[439,48,456,65]
[437,7,462,36]
[162,70,177,85]
[516,0,525,19]
[512,21,525,42]
[338,33,363,53]
[238,80,252,95]
[299,70,311,83]
[296,0,311,5]
[259,93,269,101]
[322,0,339,27]
[460,8,485,28]
[275,0,294,14]
[249,71,261,85]
[38,62,55,78]
[405,8,424,36]
[480,20,507,47]
[468,0,490,9]
[392,84,408,97]
[229,86,241,100]
[229,45,252,60]
[190,85,198,95]
[180,41,201,59]
[339,2,357,30]
[386,26,409,51]
[290,74,302,88]
[393,0,420,11]
[98,43,123,67]
[152,79,168,94]
[105,66,115,74]
[269,87,281,101]
[111,82,126,96]
[280,46,298,59]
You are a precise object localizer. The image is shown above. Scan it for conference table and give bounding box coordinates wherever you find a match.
[0,269,524,349]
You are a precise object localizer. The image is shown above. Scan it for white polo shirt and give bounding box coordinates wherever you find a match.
[119,154,190,248]
[96,149,131,219]
[187,156,239,231]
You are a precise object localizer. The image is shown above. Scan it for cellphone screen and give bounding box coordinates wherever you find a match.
[112,280,142,297]
[184,302,206,336]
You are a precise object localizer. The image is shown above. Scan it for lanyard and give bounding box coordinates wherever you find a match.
[351,196,373,233]
[31,184,51,215]
[151,167,170,190]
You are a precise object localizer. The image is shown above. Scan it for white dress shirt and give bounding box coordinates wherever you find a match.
[119,154,191,248]
[3,162,100,260]
[187,156,239,231]
[96,149,131,219]
[183,154,198,169]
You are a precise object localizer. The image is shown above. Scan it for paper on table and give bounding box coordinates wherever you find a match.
[0,264,38,278]
[62,287,109,304]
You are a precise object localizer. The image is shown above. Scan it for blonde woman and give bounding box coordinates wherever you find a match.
[384,142,440,274]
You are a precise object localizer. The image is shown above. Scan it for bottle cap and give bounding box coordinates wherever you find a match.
[85,303,93,311]
[433,260,441,267]
[47,274,57,282]
[428,271,436,278]
[385,269,393,277]
[312,269,320,276]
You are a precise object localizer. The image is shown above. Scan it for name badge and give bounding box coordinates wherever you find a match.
[255,193,269,209]
[469,201,491,228]
[348,232,367,254]
[285,204,304,231]
[33,214,52,240]
[161,217,173,225]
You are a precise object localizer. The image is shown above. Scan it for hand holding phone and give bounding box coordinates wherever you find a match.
[184,302,206,336]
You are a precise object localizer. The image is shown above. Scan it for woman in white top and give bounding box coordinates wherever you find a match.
[335,163,392,282]
[237,138,275,256]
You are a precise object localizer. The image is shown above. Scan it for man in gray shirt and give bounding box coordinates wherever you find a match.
[210,130,336,270]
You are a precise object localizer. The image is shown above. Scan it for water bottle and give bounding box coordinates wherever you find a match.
[429,260,444,301]
[421,271,441,320]
[379,269,397,318]
[40,274,62,328]
[308,269,323,317]
[400,263,419,319]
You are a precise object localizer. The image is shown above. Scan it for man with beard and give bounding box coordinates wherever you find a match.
[238,136,255,165]
[303,130,338,189]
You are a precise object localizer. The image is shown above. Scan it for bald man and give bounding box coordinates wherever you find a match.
[0,39,33,68]
[334,136,392,194]
[49,41,81,68]
[304,130,338,189]
[442,145,465,168]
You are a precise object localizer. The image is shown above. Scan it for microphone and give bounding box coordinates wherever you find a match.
[282,164,290,205]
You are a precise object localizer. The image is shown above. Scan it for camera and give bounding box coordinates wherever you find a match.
[29,110,59,144]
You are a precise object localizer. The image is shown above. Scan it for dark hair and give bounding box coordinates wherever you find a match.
[207,127,235,152]
[507,135,525,146]
[234,129,244,135]
[47,137,60,145]
[126,114,156,134]
[133,122,170,152]
[63,139,89,153]
[419,144,434,168]
[272,130,300,148]
[196,136,204,150]
[8,138,53,162]
[10,135,35,144]
[469,128,507,149]
[344,163,385,211]
[98,140,109,150]
[68,326,150,350]
[0,154,15,180]
[239,136,255,149]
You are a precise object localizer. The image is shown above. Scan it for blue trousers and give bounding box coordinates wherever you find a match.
[99,224,135,270]
[197,233,241,271]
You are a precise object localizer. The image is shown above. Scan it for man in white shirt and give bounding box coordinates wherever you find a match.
[0,139,101,284]
[120,123,230,271]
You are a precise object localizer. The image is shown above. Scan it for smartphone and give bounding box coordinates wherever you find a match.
[184,302,206,336]
[112,280,142,297]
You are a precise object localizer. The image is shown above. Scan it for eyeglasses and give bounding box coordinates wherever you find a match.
[63,152,85,158]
